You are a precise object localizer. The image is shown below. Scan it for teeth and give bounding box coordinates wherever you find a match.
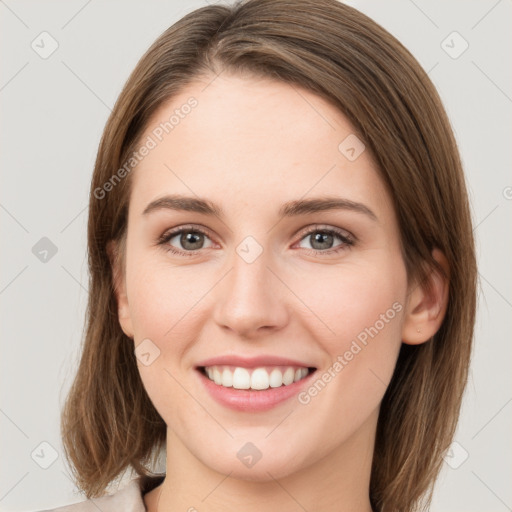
[269,368,283,388]
[222,368,233,387]
[232,367,250,389]
[282,367,295,385]
[203,365,311,390]
[251,368,269,390]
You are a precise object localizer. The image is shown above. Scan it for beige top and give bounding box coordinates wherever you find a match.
[36,475,165,512]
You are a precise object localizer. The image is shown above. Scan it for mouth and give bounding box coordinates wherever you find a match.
[195,359,317,412]
[198,365,317,391]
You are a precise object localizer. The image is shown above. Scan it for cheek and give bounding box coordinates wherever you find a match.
[126,259,203,342]
[291,259,406,427]
[127,271,197,429]
[125,260,215,423]
[292,257,405,347]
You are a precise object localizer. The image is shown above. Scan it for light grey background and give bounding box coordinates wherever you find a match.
[1,1,511,511]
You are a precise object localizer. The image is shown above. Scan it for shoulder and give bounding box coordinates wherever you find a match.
[34,475,165,512]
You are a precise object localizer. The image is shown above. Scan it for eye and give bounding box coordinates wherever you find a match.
[157,225,214,255]
[295,225,354,255]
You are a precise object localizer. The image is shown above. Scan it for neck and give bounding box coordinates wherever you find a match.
[147,412,377,512]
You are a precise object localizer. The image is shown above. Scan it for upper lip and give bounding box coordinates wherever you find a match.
[196,355,316,369]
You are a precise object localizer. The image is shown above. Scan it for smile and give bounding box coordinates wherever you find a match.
[201,365,313,390]
[195,355,318,411]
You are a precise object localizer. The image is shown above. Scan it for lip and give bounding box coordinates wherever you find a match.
[196,354,314,369]
[195,357,317,412]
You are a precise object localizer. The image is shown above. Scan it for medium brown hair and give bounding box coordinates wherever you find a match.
[61,1,477,510]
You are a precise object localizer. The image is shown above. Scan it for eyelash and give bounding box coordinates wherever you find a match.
[156,224,355,257]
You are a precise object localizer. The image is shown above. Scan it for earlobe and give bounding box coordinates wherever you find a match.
[107,239,134,339]
[401,248,450,345]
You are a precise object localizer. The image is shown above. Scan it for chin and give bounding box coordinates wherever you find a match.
[191,435,314,482]
[208,456,304,482]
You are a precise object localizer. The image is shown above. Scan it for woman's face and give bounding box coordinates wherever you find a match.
[113,73,410,480]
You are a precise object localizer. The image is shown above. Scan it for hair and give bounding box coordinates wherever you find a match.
[60,0,477,510]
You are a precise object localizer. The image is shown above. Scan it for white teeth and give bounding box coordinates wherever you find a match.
[269,368,283,388]
[221,368,233,387]
[203,365,311,390]
[251,368,269,390]
[282,367,295,385]
[232,367,251,389]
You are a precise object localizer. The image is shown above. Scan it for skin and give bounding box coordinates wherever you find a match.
[109,72,449,512]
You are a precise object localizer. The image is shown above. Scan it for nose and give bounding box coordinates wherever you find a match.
[212,246,289,339]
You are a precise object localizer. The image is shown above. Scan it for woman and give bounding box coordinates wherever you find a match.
[41,0,477,510]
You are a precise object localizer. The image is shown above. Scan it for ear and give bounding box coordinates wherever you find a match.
[107,239,134,339]
[401,248,450,345]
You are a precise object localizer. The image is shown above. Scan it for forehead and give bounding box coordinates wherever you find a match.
[129,73,393,222]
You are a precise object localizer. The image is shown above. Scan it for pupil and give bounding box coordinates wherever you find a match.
[311,232,332,250]
[182,232,203,250]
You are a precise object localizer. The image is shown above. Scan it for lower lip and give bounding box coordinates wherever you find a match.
[197,369,316,412]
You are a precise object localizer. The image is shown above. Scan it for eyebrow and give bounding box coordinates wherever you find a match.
[142,194,378,221]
